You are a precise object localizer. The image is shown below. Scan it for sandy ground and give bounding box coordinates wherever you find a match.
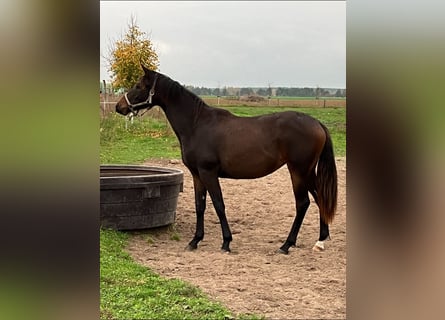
[126,157,346,319]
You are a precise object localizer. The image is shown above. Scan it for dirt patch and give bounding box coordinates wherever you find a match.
[126,158,346,319]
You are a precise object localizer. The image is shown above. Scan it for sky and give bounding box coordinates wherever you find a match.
[100,1,345,88]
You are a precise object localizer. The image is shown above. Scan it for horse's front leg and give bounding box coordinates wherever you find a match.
[198,169,232,252]
[186,175,207,251]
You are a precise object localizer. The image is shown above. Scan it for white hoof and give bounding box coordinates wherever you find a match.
[312,240,325,252]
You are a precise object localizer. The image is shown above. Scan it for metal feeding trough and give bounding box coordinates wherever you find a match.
[100,165,183,230]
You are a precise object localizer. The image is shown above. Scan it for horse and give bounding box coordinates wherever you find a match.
[115,65,337,254]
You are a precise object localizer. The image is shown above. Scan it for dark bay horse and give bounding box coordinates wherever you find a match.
[115,66,337,254]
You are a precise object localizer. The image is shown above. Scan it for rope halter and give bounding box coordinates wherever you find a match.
[123,75,158,115]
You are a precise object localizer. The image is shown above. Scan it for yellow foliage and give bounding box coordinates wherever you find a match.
[106,17,159,90]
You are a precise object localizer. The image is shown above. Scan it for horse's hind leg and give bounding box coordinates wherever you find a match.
[279,167,310,254]
[186,175,207,251]
[312,217,330,251]
[308,176,330,251]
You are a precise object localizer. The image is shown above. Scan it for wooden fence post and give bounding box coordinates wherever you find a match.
[101,80,107,116]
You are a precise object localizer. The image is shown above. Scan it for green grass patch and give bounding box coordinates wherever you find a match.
[100,113,181,164]
[100,229,261,319]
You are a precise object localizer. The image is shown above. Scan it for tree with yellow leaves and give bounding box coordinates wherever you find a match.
[106,16,159,90]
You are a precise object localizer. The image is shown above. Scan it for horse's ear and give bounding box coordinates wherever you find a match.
[140,63,150,75]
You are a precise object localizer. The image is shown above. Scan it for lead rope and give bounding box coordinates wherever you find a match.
[139,108,150,117]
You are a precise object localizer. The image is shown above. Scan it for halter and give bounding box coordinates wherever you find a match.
[124,75,158,115]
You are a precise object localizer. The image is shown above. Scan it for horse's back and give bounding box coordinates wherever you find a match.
[243,111,325,147]
[279,111,325,138]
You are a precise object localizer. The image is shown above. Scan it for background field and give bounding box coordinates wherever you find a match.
[100,94,346,116]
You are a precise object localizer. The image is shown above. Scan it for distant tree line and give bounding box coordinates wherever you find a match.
[184,85,346,98]
[100,82,346,98]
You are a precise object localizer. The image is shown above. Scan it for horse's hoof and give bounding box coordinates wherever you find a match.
[185,244,197,251]
[220,247,231,254]
[277,248,289,255]
[221,240,231,253]
[312,240,325,252]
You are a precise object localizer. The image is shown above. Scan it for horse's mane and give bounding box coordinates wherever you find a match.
[156,72,208,127]
[159,73,207,109]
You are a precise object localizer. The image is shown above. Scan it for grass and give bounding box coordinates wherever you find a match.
[100,105,345,319]
[100,113,181,163]
[100,229,258,320]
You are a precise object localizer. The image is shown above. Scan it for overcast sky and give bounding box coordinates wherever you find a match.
[100,1,345,88]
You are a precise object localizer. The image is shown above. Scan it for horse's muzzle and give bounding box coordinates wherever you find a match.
[115,98,130,115]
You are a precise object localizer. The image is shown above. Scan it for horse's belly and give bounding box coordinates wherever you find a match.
[219,154,285,179]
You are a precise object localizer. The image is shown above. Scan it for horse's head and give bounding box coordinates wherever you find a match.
[115,64,159,116]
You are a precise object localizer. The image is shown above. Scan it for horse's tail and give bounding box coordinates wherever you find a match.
[316,123,338,224]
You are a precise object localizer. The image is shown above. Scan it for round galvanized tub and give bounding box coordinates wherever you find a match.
[100,165,183,230]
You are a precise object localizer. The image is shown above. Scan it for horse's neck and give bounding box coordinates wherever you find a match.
[160,87,202,139]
